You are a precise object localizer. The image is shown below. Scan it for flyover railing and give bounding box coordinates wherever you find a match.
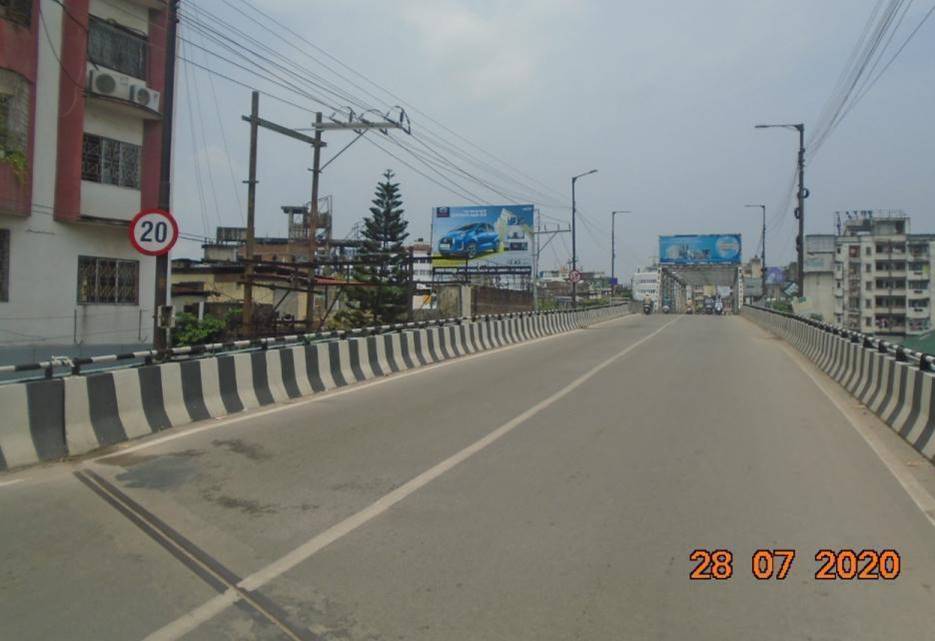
[0,304,627,382]
[747,305,935,371]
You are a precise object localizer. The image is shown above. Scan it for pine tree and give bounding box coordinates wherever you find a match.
[339,170,410,326]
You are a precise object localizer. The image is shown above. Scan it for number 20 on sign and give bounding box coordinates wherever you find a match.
[129,208,179,256]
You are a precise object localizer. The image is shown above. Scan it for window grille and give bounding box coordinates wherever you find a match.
[77,256,139,304]
[88,16,147,79]
[81,134,141,189]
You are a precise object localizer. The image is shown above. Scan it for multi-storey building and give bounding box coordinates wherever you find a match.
[0,0,171,363]
[631,267,659,305]
[830,212,934,337]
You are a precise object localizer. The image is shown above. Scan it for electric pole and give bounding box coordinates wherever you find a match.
[305,112,323,331]
[796,124,806,298]
[243,91,259,337]
[755,123,807,297]
[153,0,179,351]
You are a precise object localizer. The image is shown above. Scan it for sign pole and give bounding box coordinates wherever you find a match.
[153,0,179,352]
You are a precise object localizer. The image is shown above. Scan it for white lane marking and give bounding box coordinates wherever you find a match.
[140,315,678,641]
[142,590,239,641]
[774,335,935,529]
[0,478,24,488]
[92,313,638,463]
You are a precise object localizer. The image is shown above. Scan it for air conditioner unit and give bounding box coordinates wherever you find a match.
[129,83,161,113]
[86,68,132,102]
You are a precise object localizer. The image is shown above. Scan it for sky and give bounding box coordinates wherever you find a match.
[170,0,935,282]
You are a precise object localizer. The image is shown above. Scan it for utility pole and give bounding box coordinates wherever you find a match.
[611,210,631,304]
[571,169,598,308]
[796,124,806,298]
[305,112,323,331]
[153,0,179,352]
[755,123,806,297]
[532,222,571,310]
[240,100,327,337]
[746,204,766,300]
[243,91,259,337]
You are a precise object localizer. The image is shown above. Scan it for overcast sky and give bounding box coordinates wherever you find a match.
[171,0,935,281]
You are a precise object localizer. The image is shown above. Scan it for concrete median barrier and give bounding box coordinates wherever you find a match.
[0,306,628,470]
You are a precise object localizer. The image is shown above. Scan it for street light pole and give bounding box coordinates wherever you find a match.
[755,123,806,297]
[571,169,597,309]
[746,204,766,300]
[611,210,631,304]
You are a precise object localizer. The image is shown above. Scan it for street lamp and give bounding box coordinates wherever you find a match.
[745,204,766,300]
[611,210,631,304]
[755,123,806,297]
[571,169,598,308]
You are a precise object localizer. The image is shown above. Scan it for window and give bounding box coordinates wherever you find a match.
[81,134,141,188]
[865,281,872,291]
[866,246,872,255]
[865,299,871,308]
[0,229,8,302]
[88,16,148,79]
[865,264,871,273]
[0,0,31,27]
[0,69,29,155]
[77,256,139,304]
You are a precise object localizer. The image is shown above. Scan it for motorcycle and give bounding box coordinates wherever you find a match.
[642,303,653,315]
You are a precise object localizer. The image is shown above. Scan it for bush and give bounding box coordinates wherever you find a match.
[172,312,227,347]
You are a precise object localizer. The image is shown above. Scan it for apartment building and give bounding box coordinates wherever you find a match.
[0,0,172,362]
[830,212,934,337]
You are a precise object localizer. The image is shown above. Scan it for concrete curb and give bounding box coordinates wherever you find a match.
[0,307,628,471]
[743,306,935,463]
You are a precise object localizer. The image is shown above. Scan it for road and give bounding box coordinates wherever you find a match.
[2,313,935,640]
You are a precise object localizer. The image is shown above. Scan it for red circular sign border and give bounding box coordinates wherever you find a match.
[129,208,179,256]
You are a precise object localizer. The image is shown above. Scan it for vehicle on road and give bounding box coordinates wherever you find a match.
[703,297,716,314]
[438,223,501,258]
[714,298,725,315]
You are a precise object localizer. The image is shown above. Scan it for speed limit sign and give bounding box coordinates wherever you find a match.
[568,270,582,284]
[129,208,179,256]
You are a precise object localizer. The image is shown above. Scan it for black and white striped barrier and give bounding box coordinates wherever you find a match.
[743,306,935,464]
[0,305,627,471]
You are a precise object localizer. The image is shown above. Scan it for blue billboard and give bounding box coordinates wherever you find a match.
[765,267,787,285]
[431,204,534,274]
[659,234,742,265]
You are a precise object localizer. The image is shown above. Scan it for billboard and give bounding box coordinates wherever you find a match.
[431,205,534,278]
[659,234,742,265]
[765,267,787,285]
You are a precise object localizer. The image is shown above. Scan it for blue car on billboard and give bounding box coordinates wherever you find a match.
[438,222,501,258]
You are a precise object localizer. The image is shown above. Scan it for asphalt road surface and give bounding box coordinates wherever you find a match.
[2,313,935,641]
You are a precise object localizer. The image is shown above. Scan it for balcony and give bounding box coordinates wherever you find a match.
[908,307,930,319]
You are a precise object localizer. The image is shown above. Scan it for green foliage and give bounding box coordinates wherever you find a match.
[172,312,226,347]
[338,170,411,327]
[768,300,794,314]
[0,150,28,183]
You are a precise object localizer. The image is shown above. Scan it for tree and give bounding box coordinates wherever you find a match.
[339,170,410,326]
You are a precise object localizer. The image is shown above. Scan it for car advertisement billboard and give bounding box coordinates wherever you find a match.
[659,234,742,265]
[431,205,534,278]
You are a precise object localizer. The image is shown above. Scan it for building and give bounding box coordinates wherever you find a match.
[631,267,659,305]
[798,234,835,321]
[409,239,432,292]
[827,211,934,337]
[1,0,172,363]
